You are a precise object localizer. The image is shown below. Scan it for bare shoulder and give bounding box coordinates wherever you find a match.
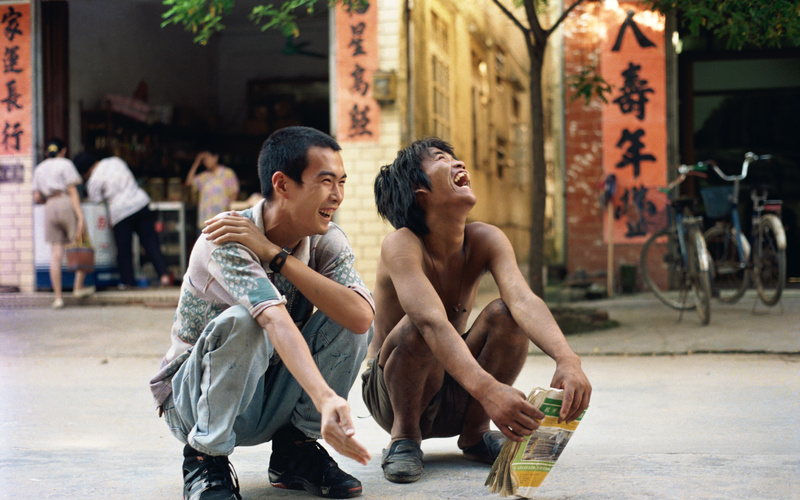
[465,222,511,249]
[380,228,420,255]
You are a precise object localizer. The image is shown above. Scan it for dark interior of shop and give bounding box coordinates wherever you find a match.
[43,0,333,213]
[679,50,800,280]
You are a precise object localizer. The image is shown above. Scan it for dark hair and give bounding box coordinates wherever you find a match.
[45,138,65,158]
[374,137,455,236]
[257,126,341,200]
[73,152,98,176]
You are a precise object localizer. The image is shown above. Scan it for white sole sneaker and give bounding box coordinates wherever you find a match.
[73,285,96,298]
[52,298,64,309]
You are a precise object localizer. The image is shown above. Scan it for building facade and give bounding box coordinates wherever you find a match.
[4,0,552,293]
[4,0,796,295]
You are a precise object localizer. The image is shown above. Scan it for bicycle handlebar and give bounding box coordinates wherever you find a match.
[663,163,707,192]
[702,152,772,183]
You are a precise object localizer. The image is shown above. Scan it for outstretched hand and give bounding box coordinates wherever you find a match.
[203,211,276,261]
[319,395,371,465]
[482,383,544,442]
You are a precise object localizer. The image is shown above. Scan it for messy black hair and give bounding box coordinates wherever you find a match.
[257,126,341,200]
[374,137,455,236]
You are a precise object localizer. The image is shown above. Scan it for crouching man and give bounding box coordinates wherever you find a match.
[363,138,591,483]
[150,127,374,499]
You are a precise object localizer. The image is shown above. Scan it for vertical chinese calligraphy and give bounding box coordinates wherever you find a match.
[601,4,666,241]
[335,1,379,142]
[0,4,30,158]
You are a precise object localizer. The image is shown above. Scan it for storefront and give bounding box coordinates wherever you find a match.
[19,0,538,294]
[29,0,339,289]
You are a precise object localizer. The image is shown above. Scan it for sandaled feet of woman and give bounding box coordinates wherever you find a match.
[381,439,423,483]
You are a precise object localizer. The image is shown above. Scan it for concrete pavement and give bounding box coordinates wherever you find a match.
[1,287,798,499]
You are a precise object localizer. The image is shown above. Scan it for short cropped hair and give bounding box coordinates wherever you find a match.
[257,126,341,200]
[374,137,455,236]
[73,152,97,176]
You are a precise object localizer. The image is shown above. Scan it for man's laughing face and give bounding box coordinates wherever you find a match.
[289,146,346,235]
[420,147,476,206]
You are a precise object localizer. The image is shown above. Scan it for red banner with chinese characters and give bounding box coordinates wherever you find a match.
[0,3,31,158]
[335,0,379,142]
[601,2,667,243]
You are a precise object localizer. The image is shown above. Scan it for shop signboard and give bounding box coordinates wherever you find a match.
[601,2,667,243]
[0,2,31,159]
[335,0,380,142]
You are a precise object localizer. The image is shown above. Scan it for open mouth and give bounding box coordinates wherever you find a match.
[454,170,471,187]
[319,208,335,220]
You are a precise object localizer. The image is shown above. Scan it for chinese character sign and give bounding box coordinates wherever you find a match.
[601,3,666,242]
[0,3,30,158]
[335,1,379,142]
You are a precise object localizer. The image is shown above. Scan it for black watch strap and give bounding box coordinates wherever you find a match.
[269,248,290,273]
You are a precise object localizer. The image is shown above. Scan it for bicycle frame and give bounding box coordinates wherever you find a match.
[667,165,708,272]
[672,208,704,271]
[703,152,787,306]
[705,152,781,266]
[640,163,711,324]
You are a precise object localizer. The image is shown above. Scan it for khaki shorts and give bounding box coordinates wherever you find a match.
[361,349,472,439]
[44,195,78,244]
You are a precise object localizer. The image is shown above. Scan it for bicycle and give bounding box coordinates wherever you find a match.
[700,152,787,306]
[640,163,712,325]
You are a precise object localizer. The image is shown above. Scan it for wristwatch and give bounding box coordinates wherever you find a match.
[269,247,291,273]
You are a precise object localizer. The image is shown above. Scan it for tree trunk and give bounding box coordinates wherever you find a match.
[526,42,547,297]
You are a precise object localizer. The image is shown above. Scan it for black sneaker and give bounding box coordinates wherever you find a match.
[269,425,362,498]
[182,445,242,500]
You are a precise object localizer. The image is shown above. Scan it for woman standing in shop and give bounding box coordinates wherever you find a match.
[74,152,172,289]
[32,139,95,308]
[185,149,239,233]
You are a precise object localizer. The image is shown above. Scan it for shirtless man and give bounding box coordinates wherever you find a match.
[362,138,591,483]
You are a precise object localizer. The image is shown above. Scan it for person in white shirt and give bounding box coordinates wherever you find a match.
[32,138,94,308]
[74,152,171,288]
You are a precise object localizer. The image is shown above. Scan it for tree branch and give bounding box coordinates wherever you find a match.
[546,0,591,38]
[522,0,548,47]
[490,0,531,36]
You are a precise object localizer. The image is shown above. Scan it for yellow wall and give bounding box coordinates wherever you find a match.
[336,0,565,290]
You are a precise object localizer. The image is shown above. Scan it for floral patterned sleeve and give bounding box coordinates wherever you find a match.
[311,224,375,312]
[207,243,286,318]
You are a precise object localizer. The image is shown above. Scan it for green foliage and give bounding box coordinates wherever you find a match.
[567,64,613,105]
[161,0,236,45]
[249,0,320,38]
[161,0,368,45]
[642,0,800,50]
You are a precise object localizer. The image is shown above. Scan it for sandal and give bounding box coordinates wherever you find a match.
[461,430,506,464]
[381,439,423,483]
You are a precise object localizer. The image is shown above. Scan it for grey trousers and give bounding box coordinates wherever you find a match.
[163,305,368,456]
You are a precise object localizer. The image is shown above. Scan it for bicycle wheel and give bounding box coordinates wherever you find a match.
[703,224,749,303]
[687,226,711,325]
[640,227,695,310]
[754,214,786,306]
